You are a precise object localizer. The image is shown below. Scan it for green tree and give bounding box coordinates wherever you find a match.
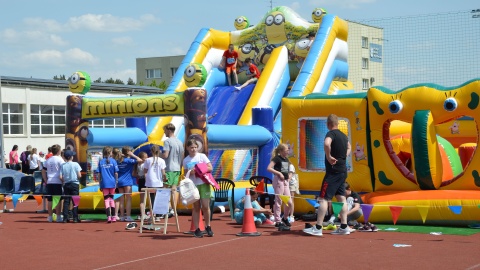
[149,80,157,87]
[104,78,115,84]
[53,74,66,80]
[127,78,135,85]
[94,77,102,83]
[114,79,124,85]
[158,80,167,90]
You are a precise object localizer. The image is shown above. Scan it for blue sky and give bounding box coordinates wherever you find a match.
[0,0,478,83]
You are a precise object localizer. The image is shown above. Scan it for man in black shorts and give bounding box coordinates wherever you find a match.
[304,114,351,236]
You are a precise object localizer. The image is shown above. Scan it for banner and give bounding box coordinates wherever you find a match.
[81,93,184,119]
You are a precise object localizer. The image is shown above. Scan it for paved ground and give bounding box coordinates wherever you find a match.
[1,200,480,270]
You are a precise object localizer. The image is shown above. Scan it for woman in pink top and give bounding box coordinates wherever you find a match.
[9,145,20,171]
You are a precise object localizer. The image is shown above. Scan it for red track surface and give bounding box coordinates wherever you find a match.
[1,200,479,270]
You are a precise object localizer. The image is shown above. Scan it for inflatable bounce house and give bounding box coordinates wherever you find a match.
[64,6,480,225]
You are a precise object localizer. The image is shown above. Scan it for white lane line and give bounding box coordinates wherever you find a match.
[93,237,245,269]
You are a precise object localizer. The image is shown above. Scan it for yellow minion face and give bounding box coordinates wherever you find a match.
[238,43,257,62]
[294,35,310,58]
[368,80,480,191]
[68,71,91,94]
[234,16,249,30]
[265,11,287,45]
[312,8,327,23]
[184,63,207,87]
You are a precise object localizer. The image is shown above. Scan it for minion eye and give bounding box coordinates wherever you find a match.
[388,100,403,114]
[274,14,284,25]
[265,15,274,26]
[241,44,252,54]
[296,38,310,50]
[69,73,80,84]
[444,97,458,112]
[184,65,196,78]
[236,17,245,24]
[314,10,323,16]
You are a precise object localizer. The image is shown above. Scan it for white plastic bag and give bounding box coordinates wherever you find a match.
[178,171,200,205]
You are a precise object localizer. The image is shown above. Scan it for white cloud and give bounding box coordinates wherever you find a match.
[0,29,68,46]
[21,48,98,67]
[23,17,64,32]
[111,36,134,46]
[309,0,376,9]
[98,68,137,83]
[67,13,160,32]
[290,2,301,11]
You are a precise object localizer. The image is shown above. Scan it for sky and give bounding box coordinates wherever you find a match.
[0,0,479,84]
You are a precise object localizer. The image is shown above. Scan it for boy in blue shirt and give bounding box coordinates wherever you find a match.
[59,150,82,223]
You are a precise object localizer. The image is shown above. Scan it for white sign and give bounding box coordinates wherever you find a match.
[153,188,171,215]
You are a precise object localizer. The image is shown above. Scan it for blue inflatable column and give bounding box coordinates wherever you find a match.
[252,107,274,179]
[125,118,148,154]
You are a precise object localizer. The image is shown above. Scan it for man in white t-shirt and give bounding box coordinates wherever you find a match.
[42,144,65,223]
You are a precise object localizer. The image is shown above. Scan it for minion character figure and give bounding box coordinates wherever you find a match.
[184,63,207,87]
[68,71,91,95]
[238,43,259,73]
[312,8,327,23]
[234,16,249,30]
[264,11,287,45]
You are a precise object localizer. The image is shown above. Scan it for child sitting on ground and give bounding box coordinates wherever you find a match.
[234,189,274,226]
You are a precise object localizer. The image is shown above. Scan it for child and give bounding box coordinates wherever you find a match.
[143,145,166,221]
[234,189,274,226]
[285,164,300,223]
[59,150,82,223]
[183,139,214,238]
[266,143,293,229]
[95,146,119,223]
[133,151,148,221]
[234,57,260,91]
[113,146,142,222]
[27,148,40,175]
[220,44,239,86]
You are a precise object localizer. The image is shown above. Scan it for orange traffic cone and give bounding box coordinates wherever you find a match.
[255,180,265,194]
[184,209,206,234]
[236,189,261,237]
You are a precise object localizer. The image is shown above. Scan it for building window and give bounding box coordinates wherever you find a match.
[146,69,162,79]
[2,103,24,135]
[171,67,178,77]
[362,78,369,90]
[362,58,369,69]
[30,105,66,135]
[89,118,125,128]
[362,37,369,49]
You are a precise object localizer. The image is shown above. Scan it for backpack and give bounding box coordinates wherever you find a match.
[178,171,200,205]
[194,163,219,189]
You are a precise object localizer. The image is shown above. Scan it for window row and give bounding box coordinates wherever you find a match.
[2,104,125,135]
[145,67,179,79]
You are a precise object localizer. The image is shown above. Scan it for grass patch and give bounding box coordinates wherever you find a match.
[375,224,480,236]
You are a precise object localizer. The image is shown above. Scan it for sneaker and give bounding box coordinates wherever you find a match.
[73,218,81,223]
[125,216,135,222]
[107,216,112,223]
[194,228,204,238]
[125,222,138,230]
[349,227,356,233]
[331,227,350,235]
[119,216,126,222]
[262,219,275,226]
[304,223,313,231]
[234,86,241,91]
[325,223,337,230]
[255,220,262,226]
[155,216,162,222]
[275,222,282,227]
[56,216,64,223]
[205,226,214,237]
[47,216,53,223]
[282,218,291,227]
[278,223,291,231]
[304,225,323,236]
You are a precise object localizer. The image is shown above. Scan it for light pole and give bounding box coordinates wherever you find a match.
[0,75,5,168]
